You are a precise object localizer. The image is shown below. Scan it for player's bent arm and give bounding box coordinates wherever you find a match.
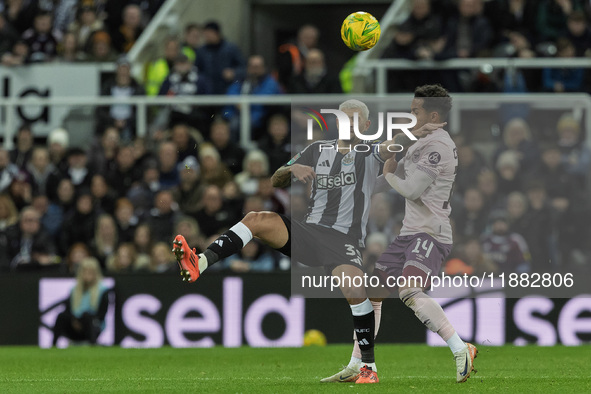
[271,166,292,188]
[385,169,434,200]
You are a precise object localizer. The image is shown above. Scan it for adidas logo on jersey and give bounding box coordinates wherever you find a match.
[316,172,356,189]
[318,159,330,167]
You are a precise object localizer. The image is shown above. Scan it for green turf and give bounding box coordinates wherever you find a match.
[0,345,589,393]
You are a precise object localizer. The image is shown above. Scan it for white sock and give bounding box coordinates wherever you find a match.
[364,362,377,372]
[446,332,466,354]
[197,253,208,273]
[230,222,253,246]
[348,356,362,369]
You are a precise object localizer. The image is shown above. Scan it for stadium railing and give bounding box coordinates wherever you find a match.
[1,93,590,151]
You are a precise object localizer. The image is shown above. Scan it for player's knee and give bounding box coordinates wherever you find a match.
[399,287,423,308]
[242,211,276,234]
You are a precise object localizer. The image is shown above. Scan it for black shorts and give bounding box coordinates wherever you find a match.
[279,214,364,273]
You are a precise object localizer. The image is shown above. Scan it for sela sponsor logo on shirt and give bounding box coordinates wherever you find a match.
[301,107,417,153]
[316,172,357,189]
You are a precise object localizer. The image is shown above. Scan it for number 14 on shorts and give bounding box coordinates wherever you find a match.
[411,238,434,258]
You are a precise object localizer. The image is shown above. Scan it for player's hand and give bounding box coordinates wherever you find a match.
[291,164,316,184]
[383,157,398,175]
[412,122,446,139]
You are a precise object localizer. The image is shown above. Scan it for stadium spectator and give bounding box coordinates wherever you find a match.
[0,195,19,271]
[235,150,269,196]
[223,55,281,139]
[59,189,97,257]
[436,0,493,59]
[65,242,91,274]
[221,180,245,220]
[492,117,540,173]
[506,189,556,271]
[481,211,531,273]
[485,0,538,49]
[174,216,204,254]
[171,156,204,216]
[0,148,19,193]
[51,257,109,347]
[256,114,291,173]
[65,148,92,190]
[159,53,212,131]
[113,197,138,243]
[287,48,342,94]
[257,177,289,214]
[445,237,498,275]
[126,159,160,215]
[6,206,58,271]
[22,11,57,62]
[198,144,233,188]
[26,147,60,200]
[495,150,523,195]
[566,11,591,56]
[224,239,276,272]
[389,0,444,60]
[92,213,118,267]
[98,57,144,140]
[90,174,116,215]
[453,187,489,242]
[454,143,487,196]
[32,194,61,239]
[88,126,120,174]
[209,119,245,175]
[195,21,245,95]
[182,23,201,62]
[277,24,319,88]
[148,189,177,243]
[555,114,591,185]
[169,123,201,163]
[476,169,502,213]
[537,0,581,42]
[8,171,32,211]
[0,13,19,57]
[107,242,148,273]
[47,128,70,173]
[52,0,80,35]
[157,141,180,189]
[53,177,76,214]
[192,185,234,238]
[543,38,585,92]
[68,5,104,52]
[1,39,29,66]
[3,0,35,34]
[10,123,34,169]
[86,30,117,62]
[106,145,141,198]
[110,4,143,53]
[149,242,177,273]
[145,37,181,96]
[133,223,152,257]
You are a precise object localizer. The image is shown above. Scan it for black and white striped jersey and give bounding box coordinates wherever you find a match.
[287,139,384,248]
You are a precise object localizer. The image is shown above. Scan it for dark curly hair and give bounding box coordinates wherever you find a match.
[414,84,452,120]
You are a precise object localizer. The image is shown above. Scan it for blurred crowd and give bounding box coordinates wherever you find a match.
[386,0,591,93]
[0,0,590,278]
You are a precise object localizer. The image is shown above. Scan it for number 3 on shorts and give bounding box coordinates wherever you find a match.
[411,238,434,258]
[345,244,363,266]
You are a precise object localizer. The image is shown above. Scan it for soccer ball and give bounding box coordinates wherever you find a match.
[340,11,381,51]
[303,329,327,346]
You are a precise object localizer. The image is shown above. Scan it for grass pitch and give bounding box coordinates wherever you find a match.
[1,345,589,393]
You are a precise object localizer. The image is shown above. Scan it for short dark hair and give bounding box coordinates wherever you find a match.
[185,23,200,32]
[414,84,452,120]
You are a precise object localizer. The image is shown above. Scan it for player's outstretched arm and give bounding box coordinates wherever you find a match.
[271,164,316,188]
